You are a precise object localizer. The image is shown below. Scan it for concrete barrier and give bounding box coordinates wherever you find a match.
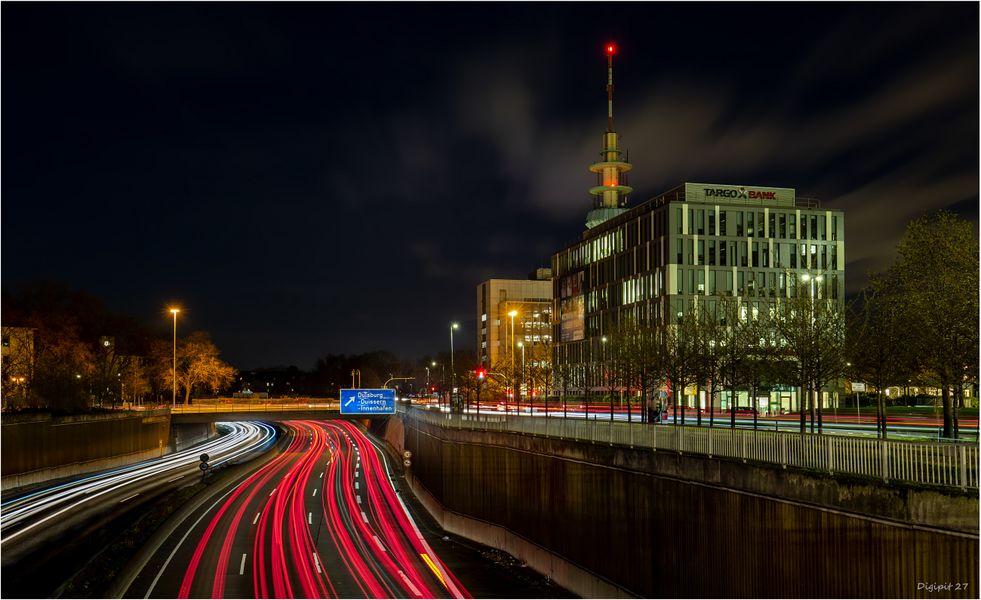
[1,410,171,492]
[393,414,979,598]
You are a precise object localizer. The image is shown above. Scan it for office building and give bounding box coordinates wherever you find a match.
[476,272,553,386]
[549,46,845,413]
[552,182,845,412]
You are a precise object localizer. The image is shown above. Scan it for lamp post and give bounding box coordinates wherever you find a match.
[602,335,612,421]
[169,308,180,408]
[517,341,525,414]
[508,310,517,411]
[450,323,459,411]
[801,272,825,433]
[432,361,443,408]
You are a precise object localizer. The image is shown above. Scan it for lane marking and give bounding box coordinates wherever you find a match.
[308,512,312,525]
[319,472,323,479]
[360,511,368,524]
[398,569,422,597]
[252,512,260,525]
[119,493,139,504]
[373,535,386,552]
[421,553,447,588]
[312,488,318,497]
[356,495,361,504]
[239,553,247,575]
[365,424,467,599]
[166,475,183,483]
[355,482,359,490]
[313,553,322,574]
[144,486,239,598]
[269,487,276,497]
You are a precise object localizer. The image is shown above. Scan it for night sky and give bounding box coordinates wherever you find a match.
[3,3,977,370]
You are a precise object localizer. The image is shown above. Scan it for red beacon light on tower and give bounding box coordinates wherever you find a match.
[605,42,616,56]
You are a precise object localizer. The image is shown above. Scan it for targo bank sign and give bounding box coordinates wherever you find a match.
[685,183,796,206]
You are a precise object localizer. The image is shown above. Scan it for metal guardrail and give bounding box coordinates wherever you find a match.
[403,407,978,490]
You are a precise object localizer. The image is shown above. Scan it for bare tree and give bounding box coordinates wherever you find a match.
[774,286,846,434]
[662,310,698,425]
[628,314,664,424]
[742,309,779,430]
[689,299,721,427]
[535,335,553,414]
[554,353,573,418]
[774,291,819,433]
[717,298,749,428]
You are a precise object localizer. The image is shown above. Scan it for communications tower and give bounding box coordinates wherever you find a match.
[585,42,633,230]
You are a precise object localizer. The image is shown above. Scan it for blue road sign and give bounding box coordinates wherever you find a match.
[339,388,396,415]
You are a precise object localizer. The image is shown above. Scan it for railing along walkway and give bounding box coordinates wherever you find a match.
[171,401,339,414]
[404,408,978,490]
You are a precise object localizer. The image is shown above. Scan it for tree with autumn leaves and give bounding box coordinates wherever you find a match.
[150,332,236,405]
[2,283,237,411]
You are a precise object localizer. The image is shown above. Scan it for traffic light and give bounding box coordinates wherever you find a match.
[476,368,486,381]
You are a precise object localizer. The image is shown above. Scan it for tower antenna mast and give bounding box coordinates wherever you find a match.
[606,43,615,131]
[586,42,633,230]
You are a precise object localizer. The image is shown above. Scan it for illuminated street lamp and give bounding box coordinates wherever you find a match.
[508,310,518,406]
[800,272,825,432]
[602,336,612,421]
[450,322,459,411]
[169,308,180,408]
[431,360,444,396]
[517,341,525,412]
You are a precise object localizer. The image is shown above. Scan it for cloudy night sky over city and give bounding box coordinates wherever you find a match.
[2,2,978,370]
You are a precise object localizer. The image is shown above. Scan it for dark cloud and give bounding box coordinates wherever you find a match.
[2,3,976,368]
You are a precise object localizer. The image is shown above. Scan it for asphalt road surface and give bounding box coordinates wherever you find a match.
[0,421,277,598]
[126,420,472,599]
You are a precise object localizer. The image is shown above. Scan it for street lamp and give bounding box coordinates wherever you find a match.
[508,310,518,409]
[168,308,180,408]
[801,272,825,432]
[450,322,459,411]
[601,336,609,421]
[517,341,525,413]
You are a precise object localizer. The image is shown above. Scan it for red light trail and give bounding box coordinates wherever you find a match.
[167,420,470,599]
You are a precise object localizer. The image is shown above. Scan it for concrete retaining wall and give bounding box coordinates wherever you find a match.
[1,410,171,492]
[394,415,979,599]
[170,422,217,452]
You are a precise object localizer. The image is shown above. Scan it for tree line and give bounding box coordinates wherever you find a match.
[1,283,235,412]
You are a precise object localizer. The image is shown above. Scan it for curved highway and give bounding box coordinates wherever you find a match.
[0,421,277,597]
[127,420,470,599]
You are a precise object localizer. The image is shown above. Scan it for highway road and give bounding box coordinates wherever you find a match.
[125,420,470,599]
[0,421,277,597]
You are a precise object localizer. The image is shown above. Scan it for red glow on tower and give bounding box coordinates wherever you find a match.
[605,43,616,56]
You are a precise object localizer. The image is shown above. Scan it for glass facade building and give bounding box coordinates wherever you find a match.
[551,182,845,412]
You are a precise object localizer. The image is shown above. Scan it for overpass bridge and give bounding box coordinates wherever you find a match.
[169,400,345,423]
